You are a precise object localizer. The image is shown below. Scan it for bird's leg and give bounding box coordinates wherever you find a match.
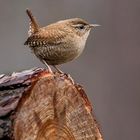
[53,65,63,74]
[42,60,53,73]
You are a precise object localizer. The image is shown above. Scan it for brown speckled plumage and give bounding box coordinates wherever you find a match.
[24,9,99,72]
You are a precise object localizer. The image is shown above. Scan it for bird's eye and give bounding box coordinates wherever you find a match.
[75,24,85,30]
[78,25,85,29]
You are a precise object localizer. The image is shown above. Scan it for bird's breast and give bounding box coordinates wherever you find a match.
[30,34,88,65]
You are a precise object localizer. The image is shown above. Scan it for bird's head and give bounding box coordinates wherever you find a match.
[57,18,100,37]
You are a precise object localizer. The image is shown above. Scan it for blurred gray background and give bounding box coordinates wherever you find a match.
[0,0,140,139]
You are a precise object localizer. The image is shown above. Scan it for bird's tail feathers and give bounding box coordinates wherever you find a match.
[26,9,39,36]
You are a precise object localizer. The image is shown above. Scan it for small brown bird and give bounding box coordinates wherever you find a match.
[24,9,99,73]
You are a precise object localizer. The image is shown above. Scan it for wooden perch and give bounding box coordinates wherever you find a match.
[0,68,103,140]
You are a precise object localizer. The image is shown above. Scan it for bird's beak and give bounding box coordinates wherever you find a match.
[90,24,101,28]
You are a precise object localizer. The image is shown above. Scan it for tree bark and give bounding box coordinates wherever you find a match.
[0,68,103,140]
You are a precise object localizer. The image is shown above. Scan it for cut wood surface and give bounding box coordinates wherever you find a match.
[0,68,103,140]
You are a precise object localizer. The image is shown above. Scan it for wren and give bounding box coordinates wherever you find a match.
[24,9,100,73]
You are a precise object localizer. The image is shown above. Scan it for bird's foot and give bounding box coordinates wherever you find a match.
[53,66,74,84]
[63,73,74,85]
[47,66,53,73]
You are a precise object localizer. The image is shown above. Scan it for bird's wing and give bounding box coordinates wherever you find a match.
[24,28,67,47]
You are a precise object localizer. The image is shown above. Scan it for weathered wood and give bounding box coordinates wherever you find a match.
[0,68,103,140]
[0,68,48,139]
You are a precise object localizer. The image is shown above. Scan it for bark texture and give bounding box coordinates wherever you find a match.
[0,68,103,140]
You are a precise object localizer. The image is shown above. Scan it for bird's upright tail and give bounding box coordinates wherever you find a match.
[26,9,39,36]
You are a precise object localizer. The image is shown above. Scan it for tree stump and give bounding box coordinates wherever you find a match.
[0,68,103,140]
